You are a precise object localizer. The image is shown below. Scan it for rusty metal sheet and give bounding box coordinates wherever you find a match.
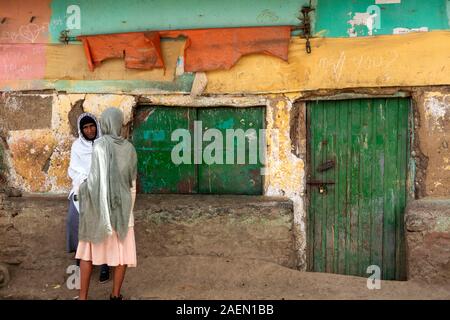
[161,26,291,72]
[77,26,291,72]
[78,32,164,71]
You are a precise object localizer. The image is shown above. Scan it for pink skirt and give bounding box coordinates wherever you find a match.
[75,227,137,267]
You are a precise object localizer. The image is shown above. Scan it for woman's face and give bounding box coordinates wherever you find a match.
[82,122,97,140]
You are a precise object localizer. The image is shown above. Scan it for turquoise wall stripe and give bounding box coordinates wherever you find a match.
[447,0,450,27]
[54,74,195,93]
[50,0,309,43]
[0,74,194,93]
[315,0,449,38]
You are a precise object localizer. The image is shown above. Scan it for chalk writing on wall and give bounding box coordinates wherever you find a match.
[0,45,46,80]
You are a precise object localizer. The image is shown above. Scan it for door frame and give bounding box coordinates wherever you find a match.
[303,93,415,278]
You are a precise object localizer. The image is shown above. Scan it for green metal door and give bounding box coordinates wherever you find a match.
[307,98,409,280]
[133,106,197,193]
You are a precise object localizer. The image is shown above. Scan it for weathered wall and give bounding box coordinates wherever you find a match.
[405,198,450,283]
[0,194,296,277]
[414,90,450,197]
[264,97,307,269]
[205,31,450,94]
[2,1,450,94]
[2,32,450,94]
[0,0,307,93]
[315,0,449,38]
[1,89,449,271]
[0,92,137,193]
[0,91,309,268]
[1,1,450,276]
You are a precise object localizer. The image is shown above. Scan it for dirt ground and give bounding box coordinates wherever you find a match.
[1,254,449,300]
[1,195,449,300]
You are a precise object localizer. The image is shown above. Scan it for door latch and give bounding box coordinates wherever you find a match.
[307,180,335,195]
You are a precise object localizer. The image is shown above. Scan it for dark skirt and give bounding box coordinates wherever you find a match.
[66,194,79,253]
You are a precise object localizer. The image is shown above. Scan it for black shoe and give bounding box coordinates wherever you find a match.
[110,294,123,300]
[99,266,110,284]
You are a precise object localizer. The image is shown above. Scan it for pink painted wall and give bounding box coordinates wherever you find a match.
[0,0,52,44]
[0,44,46,80]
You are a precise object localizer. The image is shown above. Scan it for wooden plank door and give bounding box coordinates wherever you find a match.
[307,98,409,280]
[132,106,197,193]
[197,107,264,195]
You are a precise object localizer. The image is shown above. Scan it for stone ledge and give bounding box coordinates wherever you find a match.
[1,195,296,270]
[405,198,450,284]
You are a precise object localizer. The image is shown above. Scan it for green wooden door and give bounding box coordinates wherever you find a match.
[133,106,197,193]
[133,106,264,195]
[198,107,264,194]
[307,98,409,280]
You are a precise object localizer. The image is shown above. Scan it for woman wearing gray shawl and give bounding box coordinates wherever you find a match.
[75,107,138,300]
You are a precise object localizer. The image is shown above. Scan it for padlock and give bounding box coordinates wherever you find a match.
[319,185,326,194]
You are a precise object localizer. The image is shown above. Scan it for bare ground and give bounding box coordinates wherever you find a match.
[1,255,449,300]
[1,195,449,300]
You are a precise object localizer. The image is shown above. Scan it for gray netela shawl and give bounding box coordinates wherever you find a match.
[78,107,137,243]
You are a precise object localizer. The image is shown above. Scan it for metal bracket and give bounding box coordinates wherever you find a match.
[59,30,77,44]
[317,159,335,172]
[292,5,315,54]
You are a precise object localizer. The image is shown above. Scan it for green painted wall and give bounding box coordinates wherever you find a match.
[315,0,449,38]
[50,0,309,42]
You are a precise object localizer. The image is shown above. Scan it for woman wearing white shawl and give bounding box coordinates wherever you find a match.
[67,112,101,253]
[75,107,137,300]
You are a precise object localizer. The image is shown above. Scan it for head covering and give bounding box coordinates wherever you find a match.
[77,112,102,144]
[100,107,123,137]
[67,113,102,198]
[79,115,97,141]
[78,107,137,243]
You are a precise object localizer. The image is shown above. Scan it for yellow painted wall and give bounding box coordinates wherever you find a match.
[44,40,184,81]
[205,31,450,94]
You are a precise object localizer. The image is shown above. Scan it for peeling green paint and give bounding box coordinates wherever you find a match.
[315,0,449,38]
[53,74,194,93]
[1,74,195,93]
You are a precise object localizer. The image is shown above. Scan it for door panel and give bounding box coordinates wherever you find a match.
[197,107,264,195]
[132,106,197,194]
[307,98,409,280]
